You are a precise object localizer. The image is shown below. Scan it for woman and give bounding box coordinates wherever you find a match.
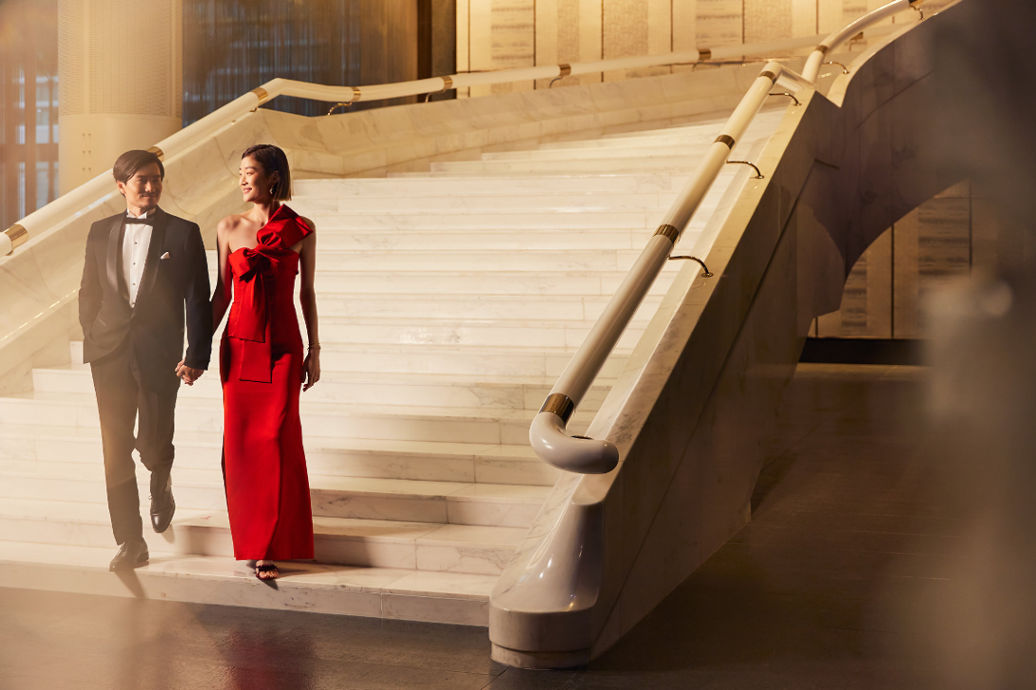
[211,144,320,580]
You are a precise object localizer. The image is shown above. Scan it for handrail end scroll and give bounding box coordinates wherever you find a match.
[530,411,619,475]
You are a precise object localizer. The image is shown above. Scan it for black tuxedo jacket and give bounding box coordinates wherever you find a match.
[79,208,212,393]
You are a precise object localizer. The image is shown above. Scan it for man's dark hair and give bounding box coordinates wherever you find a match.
[112,149,165,183]
[242,144,292,201]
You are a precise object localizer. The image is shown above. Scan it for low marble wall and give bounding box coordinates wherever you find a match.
[489,1,968,667]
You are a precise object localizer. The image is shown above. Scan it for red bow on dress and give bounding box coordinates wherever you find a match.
[226,205,311,383]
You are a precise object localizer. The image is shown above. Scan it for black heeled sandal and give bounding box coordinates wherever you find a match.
[254,563,279,581]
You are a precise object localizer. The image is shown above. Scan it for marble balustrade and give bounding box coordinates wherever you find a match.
[489,1,969,667]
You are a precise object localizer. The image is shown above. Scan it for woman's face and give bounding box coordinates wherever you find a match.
[239,155,278,203]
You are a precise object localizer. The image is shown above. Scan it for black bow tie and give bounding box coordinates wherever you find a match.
[125,214,156,226]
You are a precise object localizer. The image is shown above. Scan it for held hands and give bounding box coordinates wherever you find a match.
[175,360,204,386]
[303,347,321,392]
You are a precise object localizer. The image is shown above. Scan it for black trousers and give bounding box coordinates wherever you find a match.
[89,344,178,545]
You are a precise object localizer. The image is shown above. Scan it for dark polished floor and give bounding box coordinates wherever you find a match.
[1,364,975,689]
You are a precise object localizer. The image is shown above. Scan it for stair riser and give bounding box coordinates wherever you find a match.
[299,175,686,195]
[0,434,558,486]
[297,211,656,229]
[0,471,540,527]
[312,292,663,319]
[68,341,633,379]
[292,192,675,212]
[308,270,677,296]
[32,369,610,412]
[308,251,643,272]
[0,560,490,626]
[0,399,552,445]
[0,517,514,575]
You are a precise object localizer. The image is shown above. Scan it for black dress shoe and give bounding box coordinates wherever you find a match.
[109,539,149,571]
[150,473,175,533]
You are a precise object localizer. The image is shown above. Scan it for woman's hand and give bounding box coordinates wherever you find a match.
[303,347,321,391]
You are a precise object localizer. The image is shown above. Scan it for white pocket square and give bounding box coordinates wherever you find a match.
[160,252,171,260]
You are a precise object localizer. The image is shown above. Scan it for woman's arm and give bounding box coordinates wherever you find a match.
[210,218,233,331]
[298,220,320,391]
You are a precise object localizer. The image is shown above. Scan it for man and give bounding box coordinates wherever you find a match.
[79,149,212,571]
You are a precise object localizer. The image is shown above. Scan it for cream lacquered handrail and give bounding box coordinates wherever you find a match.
[529,0,925,474]
[802,0,923,81]
[1,26,901,258]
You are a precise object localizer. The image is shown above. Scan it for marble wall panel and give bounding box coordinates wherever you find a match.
[819,181,976,340]
[817,229,892,337]
[744,0,793,44]
[460,0,930,98]
[695,0,743,45]
[534,0,603,88]
[464,0,536,97]
[791,0,817,36]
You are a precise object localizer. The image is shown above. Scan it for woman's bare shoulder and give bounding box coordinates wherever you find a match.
[216,213,254,236]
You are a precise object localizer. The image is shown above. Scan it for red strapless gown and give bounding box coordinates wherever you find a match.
[220,204,314,561]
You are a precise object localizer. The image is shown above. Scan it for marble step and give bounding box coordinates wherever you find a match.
[315,292,665,322]
[307,228,659,251]
[478,142,718,162]
[427,158,744,175]
[0,541,495,625]
[0,392,577,446]
[306,267,681,295]
[33,365,613,411]
[291,191,679,213]
[308,248,648,272]
[0,424,560,485]
[295,210,660,230]
[303,173,688,196]
[69,340,634,380]
[0,498,525,575]
[527,110,784,151]
[0,461,549,528]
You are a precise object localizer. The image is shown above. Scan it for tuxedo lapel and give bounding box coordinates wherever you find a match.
[135,208,167,307]
[104,215,128,302]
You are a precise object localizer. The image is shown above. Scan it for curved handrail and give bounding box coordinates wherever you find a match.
[802,0,922,81]
[1,28,885,258]
[529,0,924,474]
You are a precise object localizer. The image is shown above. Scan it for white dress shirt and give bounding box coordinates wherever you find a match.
[122,210,153,308]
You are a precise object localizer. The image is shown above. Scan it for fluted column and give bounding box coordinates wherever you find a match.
[58,0,182,192]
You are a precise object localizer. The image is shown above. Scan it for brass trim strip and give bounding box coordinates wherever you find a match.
[4,223,28,253]
[147,145,164,159]
[715,134,736,148]
[760,69,778,83]
[654,223,680,243]
[697,47,711,61]
[250,86,270,105]
[441,76,453,91]
[558,63,572,77]
[352,86,362,102]
[540,393,575,423]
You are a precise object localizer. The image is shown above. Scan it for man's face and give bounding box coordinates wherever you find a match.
[117,162,163,213]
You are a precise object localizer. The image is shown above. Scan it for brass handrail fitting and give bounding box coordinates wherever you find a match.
[549,64,572,88]
[768,91,800,106]
[668,255,713,278]
[726,160,764,179]
[3,224,29,255]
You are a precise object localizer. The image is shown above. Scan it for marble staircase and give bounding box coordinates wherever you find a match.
[0,109,784,624]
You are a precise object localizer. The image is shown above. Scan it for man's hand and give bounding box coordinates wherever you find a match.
[175,360,204,386]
